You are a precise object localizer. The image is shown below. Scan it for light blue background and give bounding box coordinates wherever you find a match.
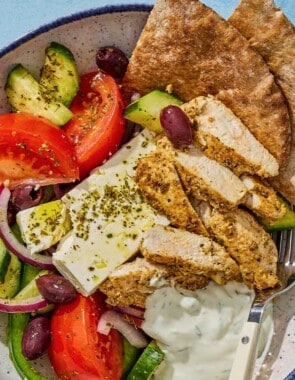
[0,0,294,50]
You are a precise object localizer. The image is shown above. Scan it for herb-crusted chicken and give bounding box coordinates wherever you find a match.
[135,149,208,236]
[141,225,241,286]
[99,257,210,307]
[181,96,279,178]
[198,202,280,290]
[157,137,247,211]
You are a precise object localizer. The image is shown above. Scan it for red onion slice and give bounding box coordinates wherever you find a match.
[0,185,55,270]
[97,310,148,348]
[0,294,49,313]
[115,306,145,319]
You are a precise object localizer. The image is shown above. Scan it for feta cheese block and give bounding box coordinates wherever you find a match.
[16,200,71,254]
[53,129,169,296]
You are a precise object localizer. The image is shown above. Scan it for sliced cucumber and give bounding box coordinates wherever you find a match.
[14,270,50,300]
[260,198,295,231]
[40,41,79,106]
[5,64,73,126]
[20,263,41,289]
[0,252,22,298]
[0,238,11,283]
[124,89,183,133]
[8,263,55,380]
[15,269,54,314]
[122,338,141,379]
[127,340,165,380]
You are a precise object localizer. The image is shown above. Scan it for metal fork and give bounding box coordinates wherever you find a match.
[229,229,295,380]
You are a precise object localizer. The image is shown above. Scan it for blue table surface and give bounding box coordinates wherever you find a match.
[0,0,294,50]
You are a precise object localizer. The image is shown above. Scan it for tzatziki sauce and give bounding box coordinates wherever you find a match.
[142,281,255,379]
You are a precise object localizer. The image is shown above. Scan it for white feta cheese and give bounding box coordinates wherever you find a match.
[16,200,71,253]
[53,130,169,295]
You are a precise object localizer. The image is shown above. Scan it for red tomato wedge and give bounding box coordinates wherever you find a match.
[49,293,123,380]
[64,71,126,179]
[0,113,79,188]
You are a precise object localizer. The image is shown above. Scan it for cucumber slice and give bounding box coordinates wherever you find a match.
[260,198,295,231]
[15,269,54,314]
[122,338,141,379]
[5,64,73,126]
[124,89,183,133]
[8,263,55,380]
[0,252,22,298]
[40,42,79,106]
[15,269,50,300]
[0,238,10,283]
[20,264,41,289]
[127,340,165,380]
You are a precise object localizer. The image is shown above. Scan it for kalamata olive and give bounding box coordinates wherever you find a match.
[8,185,45,225]
[160,105,193,148]
[36,274,77,304]
[11,185,44,211]
[22,316,51,360]
[96,46,129,79]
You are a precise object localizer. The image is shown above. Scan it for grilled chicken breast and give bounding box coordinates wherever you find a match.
[198,202,279,290]
[157,137,247,210]
[141,225,241,285]
[181,96,279,178]
[135,149,208,236]
[99,257,209,307]
[241,175,286,222]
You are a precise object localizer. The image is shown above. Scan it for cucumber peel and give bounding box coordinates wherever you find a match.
[259,197,295,231]
[122,338,141,379]
[127,340,165,380]
[0,238,11,283]
[8,263,55,380]
[124,89,183,133]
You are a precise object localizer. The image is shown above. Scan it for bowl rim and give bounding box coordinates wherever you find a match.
[0,3,152,58]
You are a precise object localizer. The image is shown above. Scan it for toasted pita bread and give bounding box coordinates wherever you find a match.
[229,0,295,204]
[122,0,290,167]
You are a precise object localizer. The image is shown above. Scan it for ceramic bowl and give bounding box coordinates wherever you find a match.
[0,3,294,379]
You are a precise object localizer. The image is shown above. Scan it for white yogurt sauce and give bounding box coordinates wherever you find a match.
[142,281,255,380]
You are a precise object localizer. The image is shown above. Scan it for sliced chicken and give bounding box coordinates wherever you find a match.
[157,137,247,211]
[99,257,209,307]
[197,202,279,290]
[181,96,279,178]
[135,149,208,236]
[241,175,286,222]
[141,225,241,285]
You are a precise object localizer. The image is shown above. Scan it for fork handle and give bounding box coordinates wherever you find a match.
[229,321,261,380]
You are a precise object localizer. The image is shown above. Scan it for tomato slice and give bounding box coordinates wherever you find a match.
[0,113,79,188]
[64,71,125,179]
[49,293,123,380]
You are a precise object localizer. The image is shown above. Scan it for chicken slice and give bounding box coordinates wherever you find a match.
[157,137,247,211]
[241,175,286,222]
[135,149,208,236]
[181,96,279,178]
[141,225,241,285]
[99,257,209,307]
[197,202,279,290]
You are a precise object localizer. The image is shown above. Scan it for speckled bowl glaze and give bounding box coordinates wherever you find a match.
[0,3,294,380]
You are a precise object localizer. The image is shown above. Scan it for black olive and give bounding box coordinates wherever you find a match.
[96,46,129,79]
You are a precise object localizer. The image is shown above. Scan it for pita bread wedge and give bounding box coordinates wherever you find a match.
[122,0,291,167]
[229,0,295,204]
